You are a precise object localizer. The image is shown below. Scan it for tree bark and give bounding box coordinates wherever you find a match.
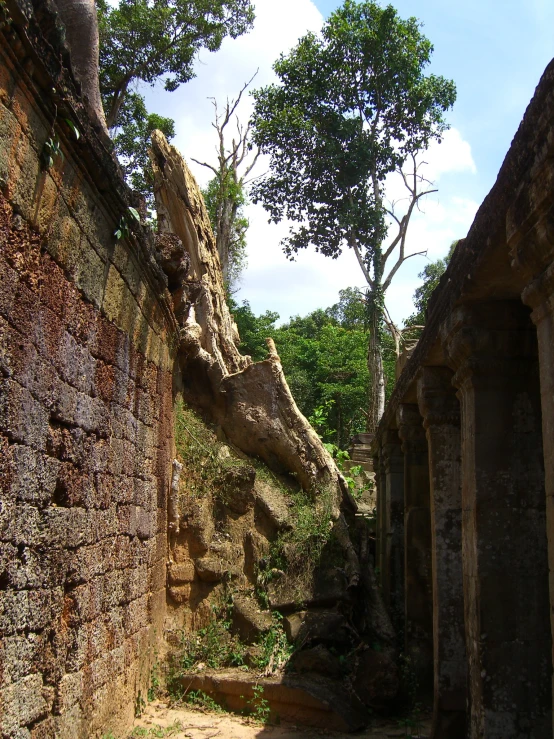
[150,131,398,687]
[54,0,108,136]
[367,300,385,433]
[150,130,349,511]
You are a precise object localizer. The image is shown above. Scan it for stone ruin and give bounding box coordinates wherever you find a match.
[1,0,554,737]
[372,58,554,738]
[0,1,391,735]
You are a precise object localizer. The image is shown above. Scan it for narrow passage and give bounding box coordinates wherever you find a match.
[131,701,432,739]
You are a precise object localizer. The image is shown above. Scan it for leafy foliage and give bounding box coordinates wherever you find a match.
[96,0,254,201]
[97,0,255,129]
[203,174,249,289]
[250,0,455,261]
[250,0,456,428]
[227,298,280,362]
[111,92,176,206]
[229,290,371,447]
[404,241,458,327]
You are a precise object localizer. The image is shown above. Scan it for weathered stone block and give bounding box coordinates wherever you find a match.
[32,171,61,236]
[0,674,48,735]
[168,560,195,584]
[0,634,40,687]
[123,595,149,636]
[231,596,272,645]
[56,671,83,714]
[7,445,59,507]
[73,236,106,310]
[194,556,226,582]
[10,135,41,223]
[0,378,49,450]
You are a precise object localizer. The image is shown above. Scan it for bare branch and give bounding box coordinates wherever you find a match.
[190,158,219,176]
[382,249,427,293]
[242,147,261,181]
[351,237,374,288]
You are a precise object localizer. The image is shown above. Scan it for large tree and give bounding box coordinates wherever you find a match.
[96,0,255,130]
[54,0,107,135]
[95,0,254,201]
[250,0,456,430]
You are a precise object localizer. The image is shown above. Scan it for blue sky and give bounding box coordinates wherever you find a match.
[144,0,554,325]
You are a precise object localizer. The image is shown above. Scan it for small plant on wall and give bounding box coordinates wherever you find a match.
[114,206,141,240]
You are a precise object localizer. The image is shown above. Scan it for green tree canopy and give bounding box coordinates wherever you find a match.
[250,0,456,429]
[96,0,255,203]
[229,292,370,448]
[97,0,255,129]
[112,92,175,207]
[404,240,459,327]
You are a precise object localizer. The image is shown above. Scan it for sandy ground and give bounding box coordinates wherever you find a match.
[130,700,431,739]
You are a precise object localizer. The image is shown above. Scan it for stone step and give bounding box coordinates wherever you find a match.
[350,448,374,465]
[350,433,375,445]
[342,460,374,475]
[175,668,369,732]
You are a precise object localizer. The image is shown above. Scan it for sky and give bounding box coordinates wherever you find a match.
[143,0,554,326]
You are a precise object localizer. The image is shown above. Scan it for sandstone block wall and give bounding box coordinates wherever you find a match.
[373,59,554,738]
[0,3,179,736]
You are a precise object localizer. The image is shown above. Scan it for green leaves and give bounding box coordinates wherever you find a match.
[127,206,140,223]
[64,118,80,140]
[114,206,142,240]
[109,92,176,207]
[250,0,456,263]
[97,0,255,130]
[229,291,369,448]
[41,135,63,170]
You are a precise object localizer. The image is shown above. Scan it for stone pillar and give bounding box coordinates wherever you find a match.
[442,301,551,739]
[417,367,467,738]
[523,265,554,730]
[373,446,385,583]
[397,404,433,695]
[381,429,405,628]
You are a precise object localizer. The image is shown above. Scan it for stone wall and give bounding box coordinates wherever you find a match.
[373,59,554,738]
[0,2,179,736]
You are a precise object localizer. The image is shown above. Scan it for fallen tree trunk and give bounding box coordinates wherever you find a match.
[150,130,345,505]
[150,132,401,639]
[151,130,399,712]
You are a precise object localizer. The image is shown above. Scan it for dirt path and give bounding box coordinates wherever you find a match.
[131,700,431,739]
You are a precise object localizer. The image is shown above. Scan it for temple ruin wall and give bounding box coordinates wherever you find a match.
[0,2,180,736]
[373,58,554,738]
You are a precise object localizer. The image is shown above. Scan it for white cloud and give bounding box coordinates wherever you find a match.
[424,127,477,179]
[152,0,324,188]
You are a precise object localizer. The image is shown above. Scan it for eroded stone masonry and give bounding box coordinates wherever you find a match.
[0,1,178,735]
[373,59,554,738]
[2,0,554,737]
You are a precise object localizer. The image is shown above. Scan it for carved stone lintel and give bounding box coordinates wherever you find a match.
[522,259,554,324]
[440,301,538,391]
[416,366,460,429]
[508,184,554,282]
[396,404,427,454]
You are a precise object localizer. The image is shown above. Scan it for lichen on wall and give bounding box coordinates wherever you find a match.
[0,1,179,735]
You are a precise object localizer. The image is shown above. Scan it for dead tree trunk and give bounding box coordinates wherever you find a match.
[150,131,398,701]
[151,131,345,491]
[150,130,365,572]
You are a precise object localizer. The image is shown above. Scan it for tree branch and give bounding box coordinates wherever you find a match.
[382,249,427,293]
[190,158,219,176]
